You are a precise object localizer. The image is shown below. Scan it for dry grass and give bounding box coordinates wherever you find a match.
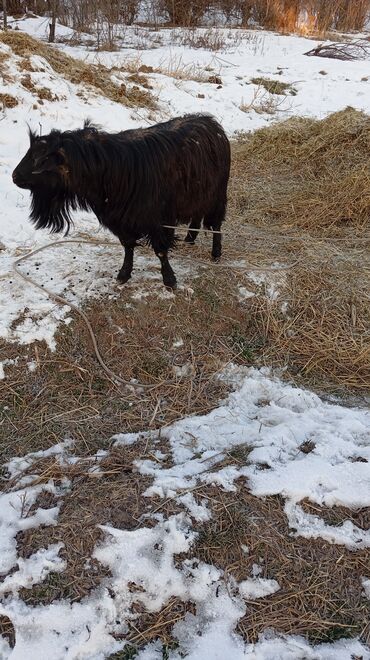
[4,449,369,652]
[0,31,157,110]
[155,56,209,82]
[246,257,370,390]
[230,107,370,231]
[20,73,60,102]
[250,76,297,95]
[0,269,245,465]
[11,443,156,605]
[240,85,292,115]
[0,92,18,108]
[193,485,370,645]
[228,107,370,391]
[0,108,369,654]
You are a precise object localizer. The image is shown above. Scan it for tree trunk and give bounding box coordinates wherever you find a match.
[2,0,7,30]
[48,0,57,42]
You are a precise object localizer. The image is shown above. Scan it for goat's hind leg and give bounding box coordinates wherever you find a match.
[117,238,136,283]
[204,202,226,262]
[184,216,202,245]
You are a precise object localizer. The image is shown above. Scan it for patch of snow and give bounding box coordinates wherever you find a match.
[0,485,61,574]
[362,577,370,599]
[0,544,66,596]
[1,367,369,657]
[239,577,280,599]
[130,366,370,548]
[0,358,19,379]
[285,500,370,550]
[172,362,196,378]
[238,285,255,300]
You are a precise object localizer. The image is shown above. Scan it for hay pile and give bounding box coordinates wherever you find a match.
[230,107,370,232]
[0,31,157,110]
[229,108,370,391]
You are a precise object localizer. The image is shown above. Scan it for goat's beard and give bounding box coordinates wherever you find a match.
[30,183,78,235]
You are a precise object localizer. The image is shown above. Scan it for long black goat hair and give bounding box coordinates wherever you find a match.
[13,114,231,288]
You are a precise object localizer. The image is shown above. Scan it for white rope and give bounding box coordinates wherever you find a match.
[4,223,368,389]
[4,235,298,390]
[12,240,166,392]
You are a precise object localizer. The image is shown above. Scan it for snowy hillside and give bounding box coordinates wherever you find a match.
[0,19,370,346]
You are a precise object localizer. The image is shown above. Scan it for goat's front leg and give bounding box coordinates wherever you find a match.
[151,230,177,289]
[156,251,177,289]
[117,238,136,283]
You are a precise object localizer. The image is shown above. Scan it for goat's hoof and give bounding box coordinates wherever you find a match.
[164,279,177,291]
[184,237,195,245]
[117,270,131,284]
[212,254,221,262]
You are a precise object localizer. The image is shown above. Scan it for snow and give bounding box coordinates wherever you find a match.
[132,367,370,550]
[1,368,369,658]
[1,17,370,659]
[0,484,61,574]
[238,577,280,599]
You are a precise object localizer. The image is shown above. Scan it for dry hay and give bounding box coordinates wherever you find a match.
[230,107,370,232]
[0,31,157,110]
[0,92,18,108]
[244,253,370,391]
[227,108,370,391]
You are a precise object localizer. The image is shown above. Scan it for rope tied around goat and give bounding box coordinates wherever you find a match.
[4,230,299,392]
[4,224,369,390]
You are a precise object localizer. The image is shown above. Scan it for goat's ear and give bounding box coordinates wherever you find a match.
[27,125,37,145]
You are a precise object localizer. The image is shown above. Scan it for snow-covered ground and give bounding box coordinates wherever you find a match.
[1,16,370,347]
[1,16,370,659]
[1,367,370,659]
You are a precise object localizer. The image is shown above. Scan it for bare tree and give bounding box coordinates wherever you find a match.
[2,0,7,29]
[48,0,58,42]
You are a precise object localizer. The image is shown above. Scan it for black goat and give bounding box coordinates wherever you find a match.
[12,114,231,288]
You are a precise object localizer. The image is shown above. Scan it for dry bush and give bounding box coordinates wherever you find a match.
[309,0,370,32]
[153,54,209,81]
[240,84,293,115]
[158,0,210,26]
[305,39,370,61]
[0,31,157,110]
[172,26,228,50]
[5,0,369,35]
